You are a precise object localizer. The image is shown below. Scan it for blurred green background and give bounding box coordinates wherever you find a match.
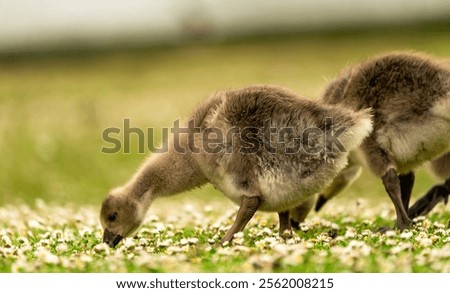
[0,22,449,208]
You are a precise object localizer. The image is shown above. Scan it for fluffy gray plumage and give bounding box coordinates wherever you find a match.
[313,52,450,229]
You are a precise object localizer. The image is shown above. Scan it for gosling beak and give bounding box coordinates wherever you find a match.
[103,229,123,247]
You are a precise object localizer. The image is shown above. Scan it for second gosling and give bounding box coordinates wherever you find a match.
[311,52,450,230]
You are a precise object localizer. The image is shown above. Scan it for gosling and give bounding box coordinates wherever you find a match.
[301,52,450,230]
[100,85,372,247]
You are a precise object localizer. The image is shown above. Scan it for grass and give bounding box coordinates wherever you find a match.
[1,200,449,272]
[0,23,449,272]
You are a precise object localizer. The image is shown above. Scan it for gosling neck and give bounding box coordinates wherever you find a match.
[126,151,207,202]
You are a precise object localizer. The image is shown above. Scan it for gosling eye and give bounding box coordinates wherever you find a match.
[107,213,117,222]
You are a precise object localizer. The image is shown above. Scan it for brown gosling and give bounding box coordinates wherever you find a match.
[301,52,450,230]
[100,85,372,247]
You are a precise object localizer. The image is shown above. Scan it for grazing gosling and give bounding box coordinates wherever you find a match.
[100,85,372,247]
[306,52,450,230]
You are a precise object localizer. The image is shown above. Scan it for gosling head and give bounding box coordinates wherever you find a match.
[100,190,145,247]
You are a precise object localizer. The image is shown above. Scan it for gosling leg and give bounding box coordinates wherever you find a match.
[408,179,450,218]
[290,195,316,230]
[278,210,292,238]
[382,168,412,230]
[315,161,362,212]
[219,196,261,244]
[399,171,415,210]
